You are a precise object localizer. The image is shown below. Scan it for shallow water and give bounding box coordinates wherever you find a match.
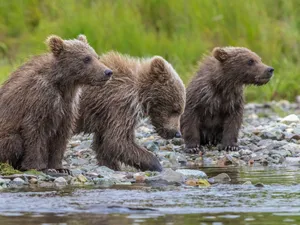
[1,166,300,225]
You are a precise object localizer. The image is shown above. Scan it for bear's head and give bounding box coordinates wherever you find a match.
[141,56,186,139]
[212,47,274,85]
[46,34,113,85]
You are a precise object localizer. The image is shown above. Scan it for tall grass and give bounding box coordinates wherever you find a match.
[0,0,299,101]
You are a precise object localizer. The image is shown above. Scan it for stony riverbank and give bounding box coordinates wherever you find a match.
[0,101,300,190]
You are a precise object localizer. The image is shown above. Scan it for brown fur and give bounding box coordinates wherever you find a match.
[0,35,112,171]
[181,47,274,152]
[76,51,186,171]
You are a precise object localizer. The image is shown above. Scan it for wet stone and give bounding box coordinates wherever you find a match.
[176,169,208,179]
[54,177,67,186]
[208,173,231,184]
[146,168,184,185]
[12,178,26,186]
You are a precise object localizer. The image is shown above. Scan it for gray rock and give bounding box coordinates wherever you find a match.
[208,173,231,184]
[93,177,116,187]
[280,114,300,124]
[176,169,207,179]
[0,178,6,185]
[143,141,159,152]
[12,177,26,186]
[54,177,67,186]
[146,168,184,185]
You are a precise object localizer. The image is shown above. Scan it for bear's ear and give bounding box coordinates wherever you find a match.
[150,56,170,83]
[212,47,229,62]
[77,34,88,43]
[46,35,64,57]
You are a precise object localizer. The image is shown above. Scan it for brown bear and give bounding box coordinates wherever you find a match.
[181,47,274,153]
[76,51,186,172]
[0,35,113,173]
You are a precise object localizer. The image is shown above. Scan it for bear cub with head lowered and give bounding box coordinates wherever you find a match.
[0,35,112,173]
[181,47,274,153]
[76,52,186,172]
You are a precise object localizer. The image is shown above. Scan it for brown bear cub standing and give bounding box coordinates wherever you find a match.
[76,52,186,172]
[181,47,274,153]
[0,35,113,172]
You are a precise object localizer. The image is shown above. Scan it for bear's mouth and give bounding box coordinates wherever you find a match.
[156,127,178,139]
[255,77,271,85]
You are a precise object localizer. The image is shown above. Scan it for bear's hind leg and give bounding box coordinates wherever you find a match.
[0,133,24,169]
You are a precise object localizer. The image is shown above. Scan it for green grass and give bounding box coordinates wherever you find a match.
[0,0,299,101]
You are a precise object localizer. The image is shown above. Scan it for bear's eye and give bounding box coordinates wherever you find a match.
[248,59,255,66]
[83,56,92,64]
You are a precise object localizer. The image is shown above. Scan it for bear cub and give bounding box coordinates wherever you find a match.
[76,51,186,172]
[181,47,274,153]
[0,35,112,173]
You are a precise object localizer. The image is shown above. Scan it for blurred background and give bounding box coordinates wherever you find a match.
[0,0,299,101]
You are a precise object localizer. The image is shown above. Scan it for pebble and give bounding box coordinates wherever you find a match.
[12,178,26,186]
[208,173,231,184]
[146,168,184,185]
[280,114,300,124]
[29,178,38,184]
[54,177,67,186]
[176,169,208,179]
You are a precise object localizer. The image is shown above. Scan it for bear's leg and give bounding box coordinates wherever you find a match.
[92,132,162,172]
[182,115,201,154]
[219,112,242,151]
[92,132,121,170]
[0,133,24,169]
[20,132,48,171]
[47,132,71,175]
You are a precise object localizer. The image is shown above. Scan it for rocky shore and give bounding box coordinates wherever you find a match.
[0,101,299,190]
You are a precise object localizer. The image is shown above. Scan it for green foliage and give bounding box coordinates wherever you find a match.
[0,163,21,175]
[0,0,299,101]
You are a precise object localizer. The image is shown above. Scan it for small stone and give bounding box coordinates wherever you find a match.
[242,181,252,185]
[280,114,300,124]
[29,178,38,184]
[176,169,208,179]
[254,183,264,187]
[54,177,67,186]
[0,178,6,185]
[134,173,146,183]
[93,177,116,187]
[77,174,88,183]
[185,178,210,187]
[146,168,184,185]
[208,173,231,184]
[38,182,55,188]
[13,177,25,186]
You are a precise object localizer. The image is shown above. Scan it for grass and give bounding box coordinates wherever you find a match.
[0,0,299,101]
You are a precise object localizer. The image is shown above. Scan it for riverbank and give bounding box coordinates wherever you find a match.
[0,101,299,190]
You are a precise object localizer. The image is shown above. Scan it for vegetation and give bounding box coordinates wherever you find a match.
[0,0,299,101]
[0,163,21,175]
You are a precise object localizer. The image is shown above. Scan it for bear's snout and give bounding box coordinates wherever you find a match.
[175,131,182,138]
[104,69,113,77]
[266,67,274,78]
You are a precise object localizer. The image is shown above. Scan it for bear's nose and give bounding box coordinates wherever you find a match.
[104,69,113,77]
[267,67,274,75]
[175,131,182,138]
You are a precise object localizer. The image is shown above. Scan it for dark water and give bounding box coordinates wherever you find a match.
[0,166,300,225]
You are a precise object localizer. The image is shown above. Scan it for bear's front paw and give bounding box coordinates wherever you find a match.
[42,168,72,176]
[136,157,163,172]
[184,144,204,154]
[218,144,239,152]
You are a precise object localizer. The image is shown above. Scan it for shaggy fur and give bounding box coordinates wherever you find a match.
[76,51,186,171]
[0,35,112,171]
[181,47,274,153]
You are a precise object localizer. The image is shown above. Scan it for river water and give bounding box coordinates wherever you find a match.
[0,166,300,225]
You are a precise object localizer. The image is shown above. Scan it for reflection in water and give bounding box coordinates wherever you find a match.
[1,212,300,225]
[0,166,300,225]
